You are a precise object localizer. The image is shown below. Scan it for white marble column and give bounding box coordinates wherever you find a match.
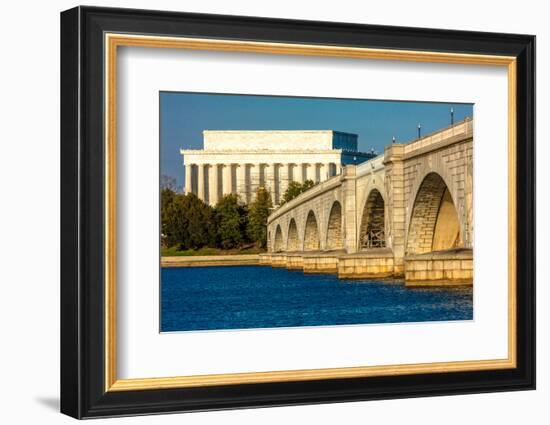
[222,164,233,196]
[265,163,276,202]
[236,163,247,203]
[279,163,290,199]
[320,163,330,181]
[184,164,193,194]
[197,164,206,201]
[294,164,304,184]
[306,163,317,182]
[250,163,261,200]
[208,164,219,206]
[287,163,294,183]
[259,163,265,190]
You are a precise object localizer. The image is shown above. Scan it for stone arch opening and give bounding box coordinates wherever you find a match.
[325,201,343,250]
[359,189,386,249]
[406,172,463,254]
[273,225,283,252]
[303,210,320,251]
[287,218,300,251]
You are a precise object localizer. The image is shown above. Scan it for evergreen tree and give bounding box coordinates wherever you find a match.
[182,193,216,249]
[247,187,273,248]
[161,188,176,239]
[161,191,216,249]
[214,194,248,249]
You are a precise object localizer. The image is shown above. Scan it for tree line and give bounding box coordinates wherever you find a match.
[161,179,316,252]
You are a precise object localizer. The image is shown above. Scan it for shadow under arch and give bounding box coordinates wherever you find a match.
[406,172,462,255]
[287,218,300,251]
[303,210,320,251]
[359,189,386,249]
[325,201,343,250]
[273,224,283,252]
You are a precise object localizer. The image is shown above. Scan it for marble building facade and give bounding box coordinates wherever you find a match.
[180,130,375,206]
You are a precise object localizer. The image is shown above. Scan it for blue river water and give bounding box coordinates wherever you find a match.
[161,266,473,332]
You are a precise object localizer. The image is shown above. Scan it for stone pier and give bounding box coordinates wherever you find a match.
[258,248,472,285]
[302,251,344,274]
[270,253,287,268]
[285,253,304,270]
[337,249,395,279]
[404,248,473,286]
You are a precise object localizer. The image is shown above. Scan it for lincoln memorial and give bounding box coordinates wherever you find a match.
[180,130,375,205]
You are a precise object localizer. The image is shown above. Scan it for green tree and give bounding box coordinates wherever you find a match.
[161,192,216,249]
[214,194,248,249]
[280,179,316,205]
[247,187,273,248]
[161,188,176,233]
[302,179,315,191]
[182,193,216,249]
[160,188,184,247]
[281,181,302,205]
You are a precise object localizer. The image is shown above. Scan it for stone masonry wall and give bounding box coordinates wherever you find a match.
[287,219,300,251]
[359,189,385,249]
[303,211,320,250]
[326,202,343,250]
[405,172,448,254]
[402,139,473,251]
[384,145,406,274]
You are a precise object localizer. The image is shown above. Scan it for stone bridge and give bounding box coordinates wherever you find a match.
[262,118,474,285]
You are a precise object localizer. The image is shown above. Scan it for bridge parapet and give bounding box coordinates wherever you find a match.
[403,117,473,156]
[356,155,385,176]
[267,172,344,224]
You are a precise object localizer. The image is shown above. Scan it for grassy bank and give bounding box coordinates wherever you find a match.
[161,246,266,257]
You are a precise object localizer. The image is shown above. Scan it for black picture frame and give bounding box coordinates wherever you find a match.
[60,5,535,419]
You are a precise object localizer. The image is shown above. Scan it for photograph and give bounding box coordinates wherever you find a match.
[160,92,474,332]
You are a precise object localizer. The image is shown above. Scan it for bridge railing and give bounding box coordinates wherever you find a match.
[361,229,386,249]
[267,172,345,223]
[356,155,385,177]
[403,117,473,154]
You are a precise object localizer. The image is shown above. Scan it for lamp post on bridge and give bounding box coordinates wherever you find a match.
[450,107,455,125]
[417,123,422,138]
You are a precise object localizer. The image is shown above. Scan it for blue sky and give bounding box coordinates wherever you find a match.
[160,92,473,189]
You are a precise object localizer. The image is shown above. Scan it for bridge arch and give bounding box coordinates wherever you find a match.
[273,224,284,252]
[325,201,343,250]
[303,210,320,251]
[406,172,463,254]
[406,160,468,246]
[359,189,386,250]
[287,218,300,251]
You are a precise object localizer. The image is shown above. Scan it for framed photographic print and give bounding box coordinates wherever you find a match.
[60,6,535,419]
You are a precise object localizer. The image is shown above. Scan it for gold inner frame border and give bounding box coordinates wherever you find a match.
[104,33,517,392]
